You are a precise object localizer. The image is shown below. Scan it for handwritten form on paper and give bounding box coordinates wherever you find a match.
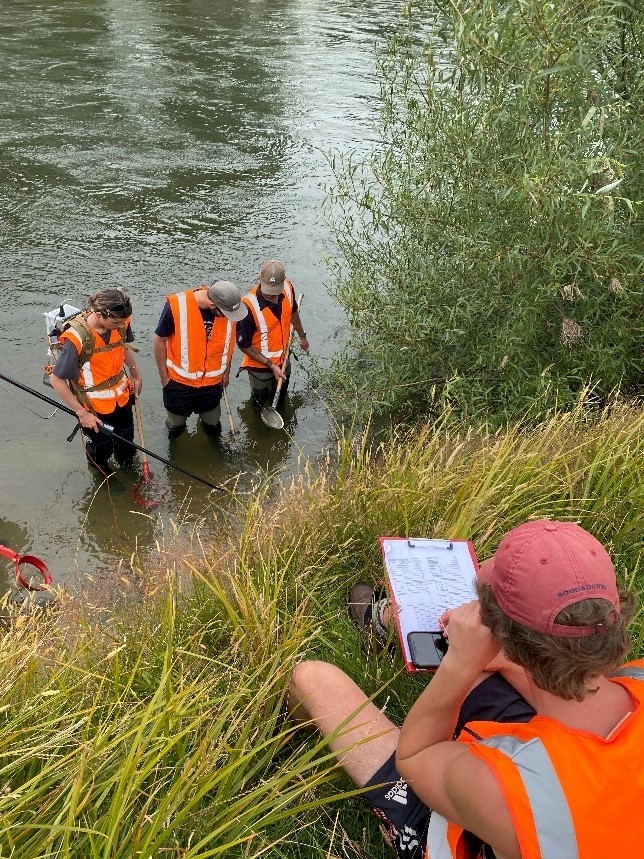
[380,538,479,670]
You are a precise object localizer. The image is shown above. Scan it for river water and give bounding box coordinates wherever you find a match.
[0,0,404,589]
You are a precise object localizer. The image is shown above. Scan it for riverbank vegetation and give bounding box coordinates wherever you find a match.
[328,0,643,424]
[0,402,642,857]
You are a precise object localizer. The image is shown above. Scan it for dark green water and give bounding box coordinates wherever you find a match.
[0,0,402,587]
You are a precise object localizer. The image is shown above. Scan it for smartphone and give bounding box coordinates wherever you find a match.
[407,631,448,669]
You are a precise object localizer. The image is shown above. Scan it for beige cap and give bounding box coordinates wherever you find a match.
[259,259,286,296]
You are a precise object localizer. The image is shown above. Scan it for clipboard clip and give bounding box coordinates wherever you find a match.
[407,539,453,549]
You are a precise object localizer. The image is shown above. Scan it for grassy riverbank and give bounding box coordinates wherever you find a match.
[1,402,642,857]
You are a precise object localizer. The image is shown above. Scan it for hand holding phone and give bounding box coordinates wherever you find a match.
[407,631,448,670]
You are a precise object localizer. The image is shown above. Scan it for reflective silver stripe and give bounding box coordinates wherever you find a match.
[284,280,294,310]
[166,361,225,381]
[81,358,96,389]
[481,735,578,859]
[246,294,282,358]
[177,291,190,372]
[425,813,452,859]
[218,318,233,373]
[609,667,644,680]
[165,360,203,380]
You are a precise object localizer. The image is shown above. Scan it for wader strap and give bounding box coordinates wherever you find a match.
[89,340,139,357]
[78,369,127,394]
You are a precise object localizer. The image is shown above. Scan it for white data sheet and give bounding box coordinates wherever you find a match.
[381,538,479,670]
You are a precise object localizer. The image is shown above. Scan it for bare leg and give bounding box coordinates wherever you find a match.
[288,660,399,787]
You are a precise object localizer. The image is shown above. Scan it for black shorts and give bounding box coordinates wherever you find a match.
[162,379,222,417]
[363,673,536,859]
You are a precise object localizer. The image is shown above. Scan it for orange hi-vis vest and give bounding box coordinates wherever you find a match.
[240,280,295,370]
[424,661,644,859]
[165,289,235,388]
[60,317,130,415]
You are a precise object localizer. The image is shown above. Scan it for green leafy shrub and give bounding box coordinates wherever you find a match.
[328,0,643,423]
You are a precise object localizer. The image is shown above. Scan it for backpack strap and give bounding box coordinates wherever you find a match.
[62,315,138,366]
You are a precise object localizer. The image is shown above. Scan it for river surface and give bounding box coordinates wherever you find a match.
[0,0,405,590]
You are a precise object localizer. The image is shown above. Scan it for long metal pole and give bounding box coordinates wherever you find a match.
[0,372,227,493]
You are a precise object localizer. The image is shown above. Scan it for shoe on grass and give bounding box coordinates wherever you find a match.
[348,583,375,630]
[348,583,395,660]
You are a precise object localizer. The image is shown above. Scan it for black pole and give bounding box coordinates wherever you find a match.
[0,372,227,493]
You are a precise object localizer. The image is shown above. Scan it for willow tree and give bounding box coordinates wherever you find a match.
[329,0,643,423]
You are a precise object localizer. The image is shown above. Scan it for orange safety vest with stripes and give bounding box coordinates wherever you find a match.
[240,280,295,370]
[59,317,131,415]
[165,289,235,388]
[424,661,644,858]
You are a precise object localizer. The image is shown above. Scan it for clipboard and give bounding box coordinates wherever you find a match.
[380,537,479,672]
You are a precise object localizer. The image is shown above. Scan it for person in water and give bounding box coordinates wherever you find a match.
[50,288,141,475]
[153,280,247,438]
[236,259,308,410]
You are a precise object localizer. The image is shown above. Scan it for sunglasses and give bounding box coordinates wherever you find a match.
[102,304,130,318]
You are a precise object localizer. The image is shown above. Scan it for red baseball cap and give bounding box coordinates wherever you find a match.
[477,520,620,637]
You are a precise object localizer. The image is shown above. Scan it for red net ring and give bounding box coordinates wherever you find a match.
[16,555,53,591]
[133,479,170,509]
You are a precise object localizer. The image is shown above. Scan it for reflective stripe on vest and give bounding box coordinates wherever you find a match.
[609,667,644,680]
[165,291,233,383]
[172,291,191,376]
[480,735,577,859]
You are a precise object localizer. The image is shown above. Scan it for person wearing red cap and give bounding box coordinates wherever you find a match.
[288,520,643,858]
[236,259,308,410]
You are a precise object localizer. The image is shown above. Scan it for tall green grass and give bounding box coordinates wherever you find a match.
[0,403,641,857]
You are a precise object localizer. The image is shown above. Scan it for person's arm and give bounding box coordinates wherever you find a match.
[290,310,309,353]
[49,371,103,432]
[153,334,171,387]
[50,340,105,432]
[238,344,286,382]
[124,348,142,396]
[396,601,520,857]
[397,602,497,761]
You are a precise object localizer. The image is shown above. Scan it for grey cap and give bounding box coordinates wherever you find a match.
[207,281,248,322]
[259,259,286,296]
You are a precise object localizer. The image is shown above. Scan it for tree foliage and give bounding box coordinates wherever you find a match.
[328,0,643,424]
